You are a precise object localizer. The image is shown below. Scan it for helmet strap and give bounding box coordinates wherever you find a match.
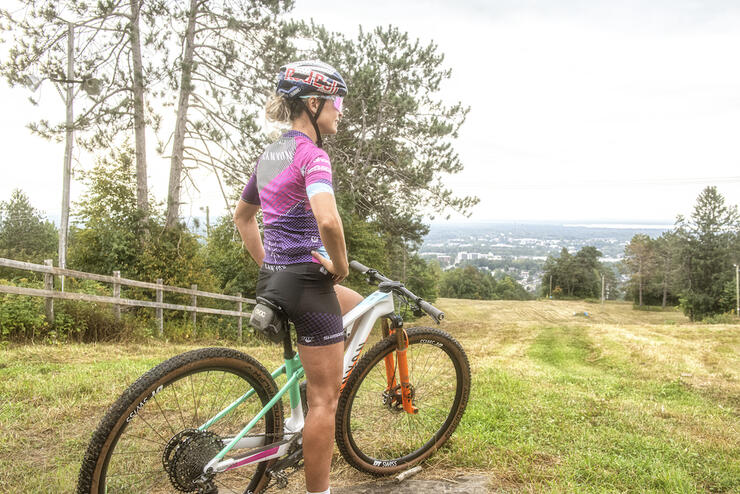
[301,98,327,148]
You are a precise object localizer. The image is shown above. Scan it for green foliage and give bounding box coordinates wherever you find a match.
[404,255,440,302]
[701,312,738,324]
[621,188,739,320]
[441,265,531,300]
[306,23,477,246]
[68,148,144,276]
[0,276,137,343]
[494,275,532,300]
[542,246,617,300]
[68,147,218,295]
[342,214,391,295]
[0,189,57,276]
[675,187,739,321]
[0,278,47,340]
[441,265,493,300]
[202,215,260,297]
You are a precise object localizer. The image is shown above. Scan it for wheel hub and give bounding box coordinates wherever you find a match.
[382,384,415,411]
[163,429,223,492]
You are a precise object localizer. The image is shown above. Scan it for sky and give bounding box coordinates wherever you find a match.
[1,0,739,225]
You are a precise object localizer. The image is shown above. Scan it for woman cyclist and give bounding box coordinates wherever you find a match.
[234,60,362,494]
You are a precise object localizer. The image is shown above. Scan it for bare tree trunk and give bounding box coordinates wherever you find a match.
[402,243,407,282]
[130,0,148,221]
[166,0,198,229]
[662,276,668,308]
[661,258,669,309]
[638,259,643,306]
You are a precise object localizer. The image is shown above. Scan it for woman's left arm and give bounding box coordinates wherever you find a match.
[233,200,265,267]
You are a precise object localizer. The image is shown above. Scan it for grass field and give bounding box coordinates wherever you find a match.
[1,299,738,493]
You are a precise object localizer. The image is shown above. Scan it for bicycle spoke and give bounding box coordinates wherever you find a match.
[190,374,201,425]
[152,393,178,437]
[194,370,211,423]
[134,407,171,445]
[205,369,229,424]
[170,378,188,430]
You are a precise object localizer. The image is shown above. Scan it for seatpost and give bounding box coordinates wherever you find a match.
[282,332,295,360]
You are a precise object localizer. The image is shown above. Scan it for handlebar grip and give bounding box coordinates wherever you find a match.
[349,260,370,274]
[418,300,445,323]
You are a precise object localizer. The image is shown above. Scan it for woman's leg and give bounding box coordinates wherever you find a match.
[335,284,363,314]
[299,341,344,493]
[335,284,363,348]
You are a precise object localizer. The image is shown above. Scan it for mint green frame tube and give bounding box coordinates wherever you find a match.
[200,353,304,462]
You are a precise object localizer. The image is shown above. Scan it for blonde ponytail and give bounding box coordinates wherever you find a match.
[265,93,307,123]
[265,94,291,122]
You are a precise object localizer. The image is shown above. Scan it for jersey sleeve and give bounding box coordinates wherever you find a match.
[240,171,260,205]
[302,150,334,199]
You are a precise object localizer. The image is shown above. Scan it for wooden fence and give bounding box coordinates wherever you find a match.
[0,257,255,340]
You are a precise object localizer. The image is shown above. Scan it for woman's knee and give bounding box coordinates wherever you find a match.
[307,381,340,411]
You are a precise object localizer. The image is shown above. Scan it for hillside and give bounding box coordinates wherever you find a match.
[0,299,737,492]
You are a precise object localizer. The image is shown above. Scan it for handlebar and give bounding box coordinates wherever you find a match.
[349,260,370,275]
[350,260,444,324]
[418,300,445,322]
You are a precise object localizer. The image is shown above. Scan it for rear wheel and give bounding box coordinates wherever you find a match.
[335,327,470,475]
[77,347,283,493]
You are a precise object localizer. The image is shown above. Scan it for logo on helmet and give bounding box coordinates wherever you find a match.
[285,68,339,94]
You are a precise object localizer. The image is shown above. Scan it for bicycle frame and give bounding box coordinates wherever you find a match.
[202,288,396,475]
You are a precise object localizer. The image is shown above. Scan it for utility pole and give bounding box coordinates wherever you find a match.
[206,205,210,238]
[59,22,74,291]
[601,273,605,304]
[735,264,739,317]
[549,275,552,299]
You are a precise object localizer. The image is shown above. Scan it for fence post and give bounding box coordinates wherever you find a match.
[191,284,197,337]
[237,292,243,343]
[156,279,163,337]
[44,259,54,323]
[113,271,121,322]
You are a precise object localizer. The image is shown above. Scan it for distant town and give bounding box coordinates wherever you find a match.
[420,222,672,293]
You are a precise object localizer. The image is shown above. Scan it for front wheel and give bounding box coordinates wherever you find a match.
[76,347,284,494]
[336,327,471,475]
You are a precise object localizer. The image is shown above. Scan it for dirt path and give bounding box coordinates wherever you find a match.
[334,475,490,494]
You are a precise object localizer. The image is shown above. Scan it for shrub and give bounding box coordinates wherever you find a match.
[702,312,739,324]
[0,278,48,340]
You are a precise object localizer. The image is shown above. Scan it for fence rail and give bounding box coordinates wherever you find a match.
[0,257,256,340]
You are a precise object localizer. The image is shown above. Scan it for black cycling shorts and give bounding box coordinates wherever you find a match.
[256,262,344,347]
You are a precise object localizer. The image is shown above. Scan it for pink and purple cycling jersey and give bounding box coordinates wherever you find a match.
[241,130,334,265]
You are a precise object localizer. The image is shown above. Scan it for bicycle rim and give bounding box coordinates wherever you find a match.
[80,348,282,494]
[337,328,470,474]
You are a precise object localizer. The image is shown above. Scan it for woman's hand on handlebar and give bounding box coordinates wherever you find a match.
[311,250,349,284]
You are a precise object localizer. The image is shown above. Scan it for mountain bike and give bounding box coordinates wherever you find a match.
[76,261,471,493]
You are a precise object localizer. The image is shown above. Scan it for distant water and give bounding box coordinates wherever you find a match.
[564,223,673,230]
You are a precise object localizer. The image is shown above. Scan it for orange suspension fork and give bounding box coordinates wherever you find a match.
[396,332,418,414]
[388,319,418,415]
[382,319,398,391]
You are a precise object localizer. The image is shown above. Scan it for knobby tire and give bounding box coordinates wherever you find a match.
[335,327,470,475]
[76,347,283,494]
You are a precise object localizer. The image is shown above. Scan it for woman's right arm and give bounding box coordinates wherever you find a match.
[309,192,349,283]
[233,200,265,267]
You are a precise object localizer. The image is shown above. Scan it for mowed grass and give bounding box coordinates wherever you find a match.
[0,299,738,493]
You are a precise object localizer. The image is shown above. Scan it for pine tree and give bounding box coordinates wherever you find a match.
[676,186,739,320]
[0,190,58,267]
